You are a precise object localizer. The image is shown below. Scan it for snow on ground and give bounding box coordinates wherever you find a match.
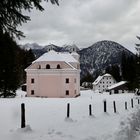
[0,90,140,140]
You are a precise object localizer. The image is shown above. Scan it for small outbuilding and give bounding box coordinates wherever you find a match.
[107,81,128,94]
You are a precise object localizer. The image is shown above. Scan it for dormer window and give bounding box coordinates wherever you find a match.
[46,64,50,69]
[57,64,61,69]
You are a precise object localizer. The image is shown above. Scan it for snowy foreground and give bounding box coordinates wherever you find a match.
[1,90,140,140]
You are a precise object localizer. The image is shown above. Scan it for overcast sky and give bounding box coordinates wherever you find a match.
[18,0,140,53]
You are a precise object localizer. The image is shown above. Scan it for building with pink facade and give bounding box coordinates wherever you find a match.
[25,50,80,98]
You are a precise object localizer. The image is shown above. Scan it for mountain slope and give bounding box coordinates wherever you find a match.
[79,40,134,78]
[28,44,80,58]
[22,40,134,78]
[21,43,43,50]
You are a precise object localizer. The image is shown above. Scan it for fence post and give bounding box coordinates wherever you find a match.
[21,103,26,128]
[125,102,127,110]
[131,99,133,108]
[113,101,116,113]
[104,100,107,113]
[89,104,92,116]
[67,103,70,118]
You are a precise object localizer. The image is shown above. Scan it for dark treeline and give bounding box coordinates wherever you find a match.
[105,51,140,90]
[0,0,58,97]
[105,64,121,82]
[81,51,140,90]
[0,32,35,97]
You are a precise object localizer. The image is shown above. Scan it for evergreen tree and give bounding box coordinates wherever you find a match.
[133,55,140,88]
[0,0,59,38]
[105,65,121,82]
[0,32,35,97]
[80,72,93,87]
[0,33,20,97]
[135,36,140,89]
[121,52,136,89]
[121,51,127,80]
[21,49,35,83]
[25,49,36,67]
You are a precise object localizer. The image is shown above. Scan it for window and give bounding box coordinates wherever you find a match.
[46,64,50,69]
[31,78,34,83]
[38,65,41,69]
[31,90,34,95]
[57,64,61,69]
[66,90,69,95]
[66,78,69,83]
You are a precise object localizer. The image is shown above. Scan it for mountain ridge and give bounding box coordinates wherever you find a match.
[79,40,134,78]
[21,40,134,78]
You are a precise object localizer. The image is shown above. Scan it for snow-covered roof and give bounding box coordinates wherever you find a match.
[93,76,102,85]
[107,81,127,90]
[92,73,112,85]
[103,73,112,77]
[71,52,79,55]
[34,50,78,63]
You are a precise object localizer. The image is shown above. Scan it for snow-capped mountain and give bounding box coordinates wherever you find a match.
[22,40,134,78]
[62,44,80,52]
[21,43,43,50]
[79,40,134,78]
[22,43,79,52]
[22,43,80,57]
[42,44,62,52]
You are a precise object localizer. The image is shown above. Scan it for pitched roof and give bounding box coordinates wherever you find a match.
[34,50,78,63]
[103,73,112,77]
[92,76,102,85]
[92,73,112,85]
[107,81,127,90]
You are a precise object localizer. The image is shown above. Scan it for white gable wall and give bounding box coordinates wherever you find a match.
[93,75,116,93]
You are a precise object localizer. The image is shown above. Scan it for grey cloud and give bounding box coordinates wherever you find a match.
[18,0,140,52]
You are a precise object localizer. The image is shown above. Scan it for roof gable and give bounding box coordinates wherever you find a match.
[92,73,114,85]
[34,50,78,63]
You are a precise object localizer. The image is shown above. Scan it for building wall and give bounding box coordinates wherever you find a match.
[110,90,128,94]
[28,61,73,69]
[93,76,116,92]
[26,68,80,98]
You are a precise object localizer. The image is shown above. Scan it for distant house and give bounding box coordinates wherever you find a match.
[82,82,93,89]
[107,81,128,94]
[92,73,116,93]
[25,50,80,98]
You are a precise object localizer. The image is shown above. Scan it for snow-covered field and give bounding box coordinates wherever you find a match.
[0,90,140,140]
